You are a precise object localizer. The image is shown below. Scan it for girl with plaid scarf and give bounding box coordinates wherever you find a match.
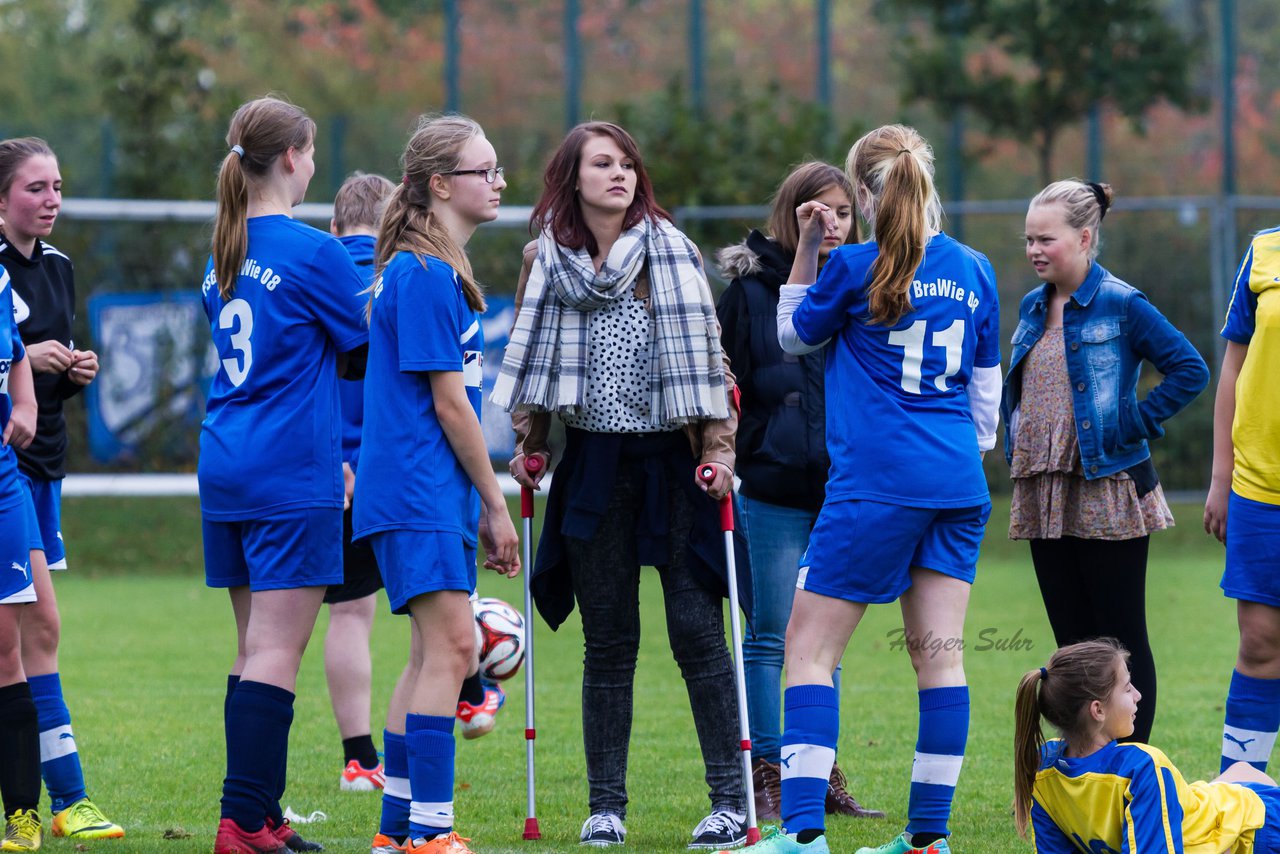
[492,121,750,850]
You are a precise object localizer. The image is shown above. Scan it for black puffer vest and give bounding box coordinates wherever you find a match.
[715,230,828,512]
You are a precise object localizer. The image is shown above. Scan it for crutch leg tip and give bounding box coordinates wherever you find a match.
[523,818,542,840]
[746,827,762,845]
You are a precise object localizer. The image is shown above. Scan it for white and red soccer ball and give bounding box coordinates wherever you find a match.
[472,597,525,681]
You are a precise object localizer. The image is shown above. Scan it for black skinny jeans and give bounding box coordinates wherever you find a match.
[1030,535,1157,743]
[564,455,745,819]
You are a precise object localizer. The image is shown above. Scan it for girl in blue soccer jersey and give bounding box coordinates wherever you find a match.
[0,266,43,851]
[200,97,369,854]
[1015,639,1280,853]
[0,137,123,843]
[352,115,519,854]
[1004,180,1208,748]
[1206,224,1280,779]
[764,124,1003,854]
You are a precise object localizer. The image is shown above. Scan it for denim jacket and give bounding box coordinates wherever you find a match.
[1001,262,1209,479]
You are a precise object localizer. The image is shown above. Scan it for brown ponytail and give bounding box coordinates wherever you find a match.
[212,96,316,300]
[1012,640,1129,837]
[846,125,942,327]
[373,115,487,318]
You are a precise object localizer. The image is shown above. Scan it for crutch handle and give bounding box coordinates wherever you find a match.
[696,465,734,532]
[521,455,544,518]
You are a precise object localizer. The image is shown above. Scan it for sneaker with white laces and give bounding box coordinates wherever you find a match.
[689,810,747,849]
[456,683,505,740]
[579,813,626,846]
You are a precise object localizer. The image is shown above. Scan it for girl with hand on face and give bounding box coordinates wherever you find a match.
[1003,180,1208,746]
[492,121,749,851]
[353,115,520,854]
[714,161,881,824]
[1015,639,1280,854]
[201,97,368,854]
[0,136,120,843]
[765,124,1002,854]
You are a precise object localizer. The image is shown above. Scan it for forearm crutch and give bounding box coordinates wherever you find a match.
[698,465,761,846]
[521,454,543,841]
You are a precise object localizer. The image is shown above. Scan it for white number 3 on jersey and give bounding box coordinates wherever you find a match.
[888,318,965,394]
[218,298,254,387]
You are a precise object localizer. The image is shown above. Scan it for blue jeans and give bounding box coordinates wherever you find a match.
[738,495,841,763]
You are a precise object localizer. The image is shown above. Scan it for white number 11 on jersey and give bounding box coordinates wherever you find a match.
[887,318,965,394]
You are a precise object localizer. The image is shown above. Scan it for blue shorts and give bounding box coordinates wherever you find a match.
[1240,782,1280,852]
[17,474,64,569]
[798,499,991,604]
[0,496,35,604]
[369,529,477,615]
[202,508,344,592]
[1220,492,1280,606]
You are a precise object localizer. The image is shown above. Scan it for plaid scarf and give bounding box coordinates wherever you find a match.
[492,217,728,424]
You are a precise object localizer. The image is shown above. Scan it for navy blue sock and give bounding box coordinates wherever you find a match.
[1222,669,1280,773]
[221,680,294,832]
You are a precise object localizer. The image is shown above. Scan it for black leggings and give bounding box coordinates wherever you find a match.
[1030,536,1157,743]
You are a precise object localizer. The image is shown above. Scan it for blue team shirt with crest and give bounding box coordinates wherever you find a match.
[198,215,368,520]
[0,269,26,510]
[353,252,484,545]
[792,232,1001,508]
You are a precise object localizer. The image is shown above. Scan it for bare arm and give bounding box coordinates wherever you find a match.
[1204,341,1248,543]
[429,370,520,575]
[3,354,37,449]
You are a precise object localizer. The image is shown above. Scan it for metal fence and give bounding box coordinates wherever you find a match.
[55,195,1280,494]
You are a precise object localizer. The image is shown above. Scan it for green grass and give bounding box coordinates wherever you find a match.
[46,496,1234,853]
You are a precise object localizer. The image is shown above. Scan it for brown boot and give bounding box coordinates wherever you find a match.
[751,758,782,821]
[825,761,885,818]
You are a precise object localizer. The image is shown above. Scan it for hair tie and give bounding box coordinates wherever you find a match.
[1086,181,1110,219]
[1039,667,1048,679]
[230,144,244,159]
[897,148,912,156]
[402,174,411,187]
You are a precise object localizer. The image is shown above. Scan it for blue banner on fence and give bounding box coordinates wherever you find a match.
[85,292,518,465]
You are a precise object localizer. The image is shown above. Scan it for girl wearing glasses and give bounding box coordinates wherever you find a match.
[201,96,368,854]
[353,114,520,854]
[493,121,749,850]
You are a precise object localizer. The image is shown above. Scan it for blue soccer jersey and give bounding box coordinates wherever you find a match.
[0,268,27,511]
[198,215,368,520]
[792,233,1001,508]
[1222,225,1280,505]
[353,253,484,544]
[337,234,376,465]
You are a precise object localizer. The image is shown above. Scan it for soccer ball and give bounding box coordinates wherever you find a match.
[473,597,525,681]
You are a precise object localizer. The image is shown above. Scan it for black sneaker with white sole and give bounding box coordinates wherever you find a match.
[580,813,626,846]
[688,810,747,849]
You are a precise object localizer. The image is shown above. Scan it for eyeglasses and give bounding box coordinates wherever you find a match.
[440,166,504,184]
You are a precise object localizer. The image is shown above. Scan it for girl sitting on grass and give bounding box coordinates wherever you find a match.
[1015,638,1280,852]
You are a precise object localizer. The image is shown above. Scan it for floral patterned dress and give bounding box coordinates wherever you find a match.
[1009,327,1173,540]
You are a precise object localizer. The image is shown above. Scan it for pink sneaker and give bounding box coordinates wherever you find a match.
[214,817,286,854]
[341,759,386,792]
[456,683,505,739]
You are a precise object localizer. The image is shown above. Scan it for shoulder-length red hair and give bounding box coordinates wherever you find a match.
[530,121,671,257]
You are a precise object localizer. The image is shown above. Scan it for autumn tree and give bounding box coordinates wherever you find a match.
[878,0,1201,183]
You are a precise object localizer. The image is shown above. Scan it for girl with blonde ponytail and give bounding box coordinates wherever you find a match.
[200,95,369,854]
[766,124,1003,854]
[352,115,519,854]
[1015,639,1280,852]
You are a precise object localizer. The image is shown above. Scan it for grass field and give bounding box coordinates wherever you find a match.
[42,495,1235,853]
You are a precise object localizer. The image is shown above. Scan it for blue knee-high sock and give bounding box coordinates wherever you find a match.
[780,684,838,836]
[907,685,969,838]
[28,673,87,813]
[1222,669,1280,773]
[221,681,294,832]
[379,730,411,839]
[405,714,455,841]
